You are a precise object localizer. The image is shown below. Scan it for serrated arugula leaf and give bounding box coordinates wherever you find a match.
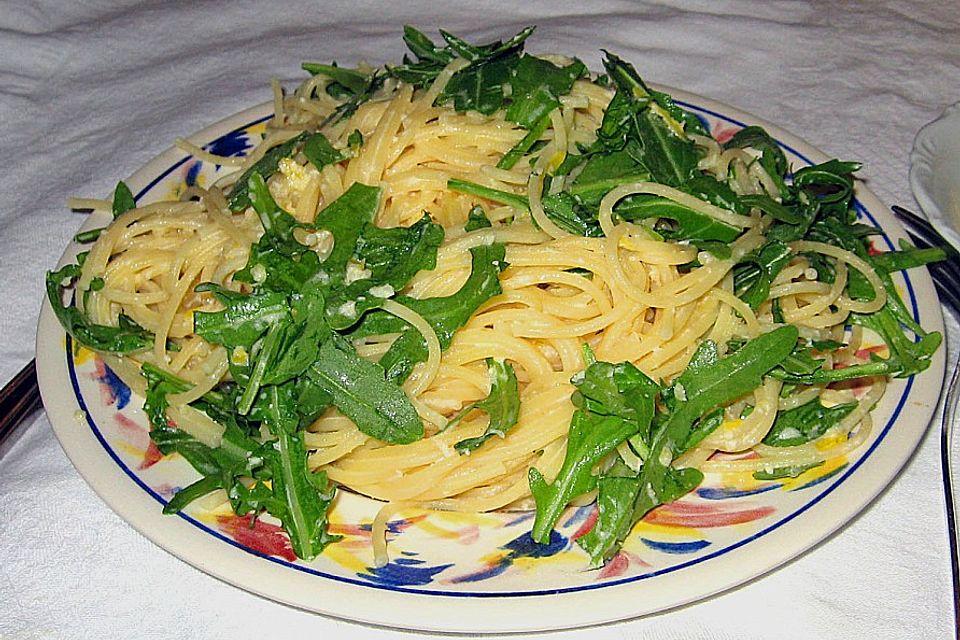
[260,288,332,387]
[530,359,658,544]
[578,463,701,565]
[505,54,586,128]
[439,52,517,115]
[571,360,660,436]
[325,213,444,330]
[247,172,302,254]
[367,243,508,384]
[303,132,346,171]
[260,383,341,559]
[193,286,289,361]
[568,150,650,206]
[227,133,307,212]
[233,239,322,294]
[322,69,386,128]
[112,180,136,218]
[723,125,789,197]
[356,214,444,287]
[46,263,153,353]
[497,115,550,170]
[453,359,520,453]
[301,62,370,95]
[762,397,857,447]
[306,335,424,444]
[313,182,382,289]
[578,325,799,562]
[733,240,794,309]
[616,194,741,243]
[529,411,638,544]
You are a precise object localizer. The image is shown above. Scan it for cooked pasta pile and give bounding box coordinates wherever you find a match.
[53,27,940,566]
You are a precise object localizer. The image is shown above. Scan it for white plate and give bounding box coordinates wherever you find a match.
[37,89,946,633]
[911,101,960,242]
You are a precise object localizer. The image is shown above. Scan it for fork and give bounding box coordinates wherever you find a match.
[891,204,960,638]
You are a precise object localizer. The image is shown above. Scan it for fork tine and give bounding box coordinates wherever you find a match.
[892,206,960,312]
[928,263,960,317]
[893,205,960,261]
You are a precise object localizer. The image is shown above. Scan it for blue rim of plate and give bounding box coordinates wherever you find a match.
[61,99,919,598]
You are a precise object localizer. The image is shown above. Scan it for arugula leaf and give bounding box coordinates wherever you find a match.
[260,288,332,387]
[529,411,639,544]
[402,25,456,64]
[356,214,444,287]
[601,50,707,137]
[46,263,153,353]
[391,26,536,115]
[539,192,604,237]
[464,204,492,231]
[140,363,269,512]
[301,62,370,96]
[387,26,455,87]
[373,243,507,383]
[740,194,802,224]
[578,325,799,562]
[529,359,659,544]
[505,54,586,128]
[568,150,650,206]
[193,287,289,364]
[321,69,386,128]
[753,462,823,480]
[313,182,382,288]
[247,172,302,254]
[578,463,701,565]
[233,239,322,294]
[112,181,136,218]
[453,359,520,453]
[234,177,381,297]
[302,132,346,171]
[630,106,700,187]
[762,397,857,447]
[733,240,794,309]
[600,52,700,187]
[723,126,789,197]
[227,133,307,212]
[306,335,424,444]
[497,115,549,170]
[260,384,341,559]
[439,52,517,115]
[571,360,660,438]
[325,213,443,329]
[616,194,741,243]
[447,178,528,210]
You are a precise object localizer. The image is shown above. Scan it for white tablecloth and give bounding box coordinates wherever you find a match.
[2,2,959,638]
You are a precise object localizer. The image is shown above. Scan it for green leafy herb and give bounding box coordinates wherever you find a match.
[464,204,493,231]
[112,181,136,218]
[578,325,799,563]
[762,397,857,447]
[227,133,307,212]
[46,263,153,353]
[453,359,521,453]
[505,54,586,128]
[303,133,346,171]
[530,360,659,544]
[305,335,424,444]
[374,243,507,383]
[753,462,823,481]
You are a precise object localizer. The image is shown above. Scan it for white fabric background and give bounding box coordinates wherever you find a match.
[1,1,958,638]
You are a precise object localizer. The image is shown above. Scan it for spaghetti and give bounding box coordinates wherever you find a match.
[50,26,941,567]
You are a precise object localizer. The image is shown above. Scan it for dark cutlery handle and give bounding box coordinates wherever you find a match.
[0,359,42,444]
